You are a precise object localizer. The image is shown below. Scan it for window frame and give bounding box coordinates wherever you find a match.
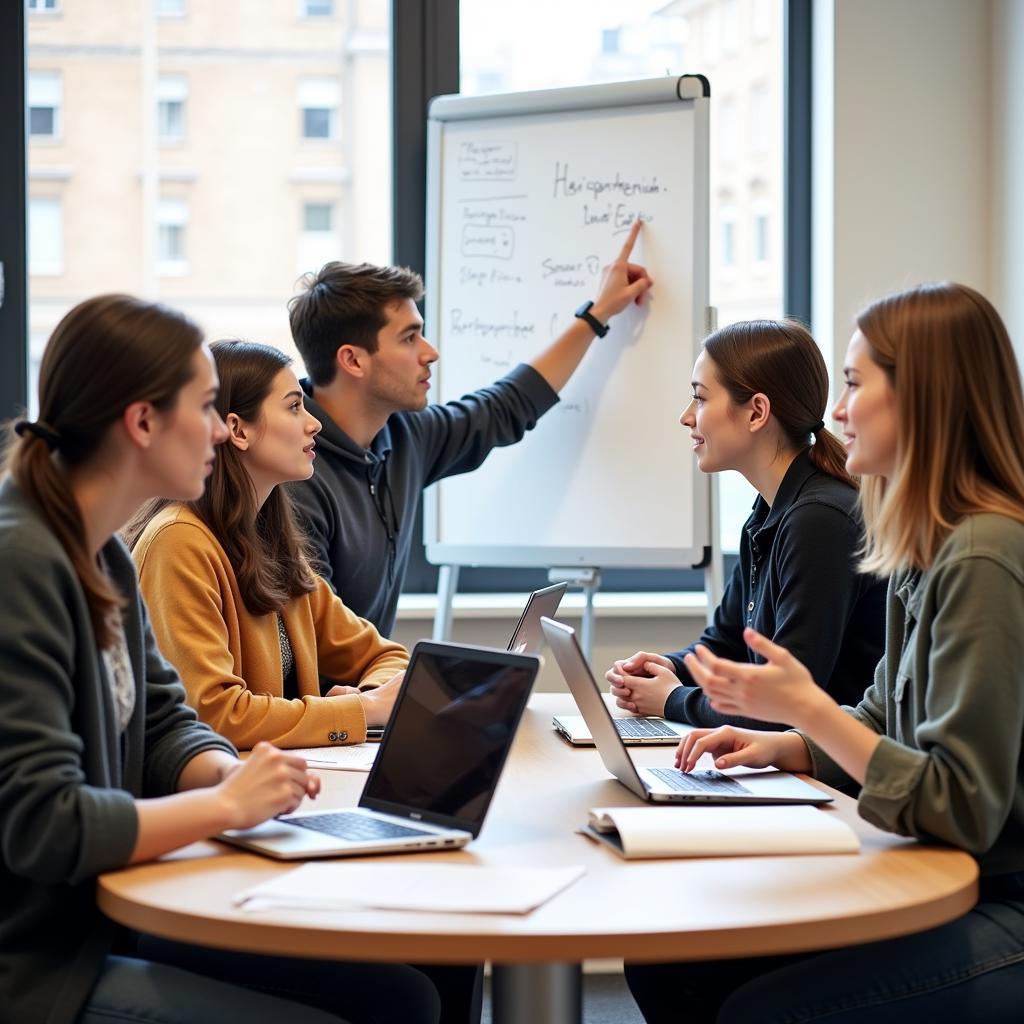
[0,0,28,418]
[393,0,812,594]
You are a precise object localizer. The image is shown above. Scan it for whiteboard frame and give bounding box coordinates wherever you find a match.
[423,76,711,570]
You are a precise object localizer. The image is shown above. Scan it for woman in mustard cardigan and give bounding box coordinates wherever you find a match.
[128,340,408,751]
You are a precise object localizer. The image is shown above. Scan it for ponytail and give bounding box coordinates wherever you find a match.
[5,427,124,647]
[807,427,857,490]
[704,319,857,490]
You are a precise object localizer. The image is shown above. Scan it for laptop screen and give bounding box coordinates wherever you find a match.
[361,643,539,836]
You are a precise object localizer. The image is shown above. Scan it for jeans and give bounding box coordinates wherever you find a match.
[77,938,441,1024]
[625,896,1024,1024]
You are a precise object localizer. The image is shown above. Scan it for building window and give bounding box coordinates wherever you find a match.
[29,196,64,276]
[752,204,770,268]
[302,0,334,16]
[719,207,737,269]
[298,201,340,273]
[750,83,771,155]
[157,0,187,17]
[157,74,188,142]
[28,0,61,13]
[303,201,334,233]
[601,28,621,54]
[157,197,189,273]
[298,78,340,140]
[28,71,62,139]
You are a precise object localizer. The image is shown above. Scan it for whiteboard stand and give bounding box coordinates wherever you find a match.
[432,564,461,641]
[548,567,601,663]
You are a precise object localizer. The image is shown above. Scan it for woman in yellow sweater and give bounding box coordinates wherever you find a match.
[128,340,408,750]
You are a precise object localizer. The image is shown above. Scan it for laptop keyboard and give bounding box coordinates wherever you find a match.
[615,718,680,739]
[280,812,433,841]
[647,767,753,795]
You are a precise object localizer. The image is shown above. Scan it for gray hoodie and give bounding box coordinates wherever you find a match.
[287,363,558,635]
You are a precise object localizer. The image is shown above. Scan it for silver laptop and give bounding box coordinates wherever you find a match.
[218,641,541,858]
[507,581,567,654]
[541,618,831,806]
[361,583,565,740]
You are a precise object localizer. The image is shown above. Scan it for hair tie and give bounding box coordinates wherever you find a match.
[14,420,62,451]
[810,420,825,434]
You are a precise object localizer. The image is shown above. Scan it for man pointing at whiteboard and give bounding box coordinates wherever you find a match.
[285,221,651,636]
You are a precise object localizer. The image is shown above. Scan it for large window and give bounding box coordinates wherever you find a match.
[459,0,786,560]
[25,0,392,411]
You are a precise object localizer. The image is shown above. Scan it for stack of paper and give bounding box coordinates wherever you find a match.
[290,744,380,772]
[584,805,860,859]
[235,862,586,914]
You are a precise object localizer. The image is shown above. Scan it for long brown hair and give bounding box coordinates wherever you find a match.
[703,319,856,488]
[4,294,203,648]
[855,282,1024,574]
[125,340,316,616]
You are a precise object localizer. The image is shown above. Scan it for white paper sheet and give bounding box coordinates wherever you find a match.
[234,862,585,915]
[290,744,380,772]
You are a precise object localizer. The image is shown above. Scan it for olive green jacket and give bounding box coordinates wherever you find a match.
[803,513,1024,876]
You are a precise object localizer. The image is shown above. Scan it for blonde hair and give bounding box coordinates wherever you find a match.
[856,282,1024,575]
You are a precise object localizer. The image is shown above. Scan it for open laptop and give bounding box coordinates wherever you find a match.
[541,618,832,805]
[507,581,567,654]
[218,641,541,858]
[362,583,565,739]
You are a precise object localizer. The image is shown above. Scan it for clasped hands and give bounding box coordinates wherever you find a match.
[609,627,826,776]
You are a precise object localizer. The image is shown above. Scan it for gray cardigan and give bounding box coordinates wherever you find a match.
[0,478,236,1024]
[802,513,1024,877]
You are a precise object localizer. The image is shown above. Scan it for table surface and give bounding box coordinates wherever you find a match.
[98,693,979,965]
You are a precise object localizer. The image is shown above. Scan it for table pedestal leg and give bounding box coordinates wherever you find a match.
[490,962,582,1024]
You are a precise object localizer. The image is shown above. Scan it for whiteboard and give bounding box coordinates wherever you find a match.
[424,77,710,569]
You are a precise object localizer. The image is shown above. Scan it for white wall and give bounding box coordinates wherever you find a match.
[992,0,1024,366]
[812,0,995,383]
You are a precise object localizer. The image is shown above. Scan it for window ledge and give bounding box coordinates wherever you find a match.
[395,591,708,622]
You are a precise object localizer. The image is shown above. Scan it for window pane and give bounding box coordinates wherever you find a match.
[158,100,185,140]
[302,107,333,139]
[460,0,784,558]
[303,0,335,16]
[29,196,63,276]
[29,107,56,136]
[303,201,334,232]
[26,2,392,411]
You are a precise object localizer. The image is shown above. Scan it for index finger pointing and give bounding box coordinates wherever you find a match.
[617,219,642,260]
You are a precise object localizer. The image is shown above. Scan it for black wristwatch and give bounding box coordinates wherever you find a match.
[574,300,610,337]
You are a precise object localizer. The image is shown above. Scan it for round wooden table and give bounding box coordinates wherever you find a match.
[99,694,978,1023]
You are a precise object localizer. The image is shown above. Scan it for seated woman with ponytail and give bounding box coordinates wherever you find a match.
[0,296,439,1024]
[127,340,408,751]
[606,320,886,729]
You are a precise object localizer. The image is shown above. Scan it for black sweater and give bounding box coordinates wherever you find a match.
[663,450,887,728]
